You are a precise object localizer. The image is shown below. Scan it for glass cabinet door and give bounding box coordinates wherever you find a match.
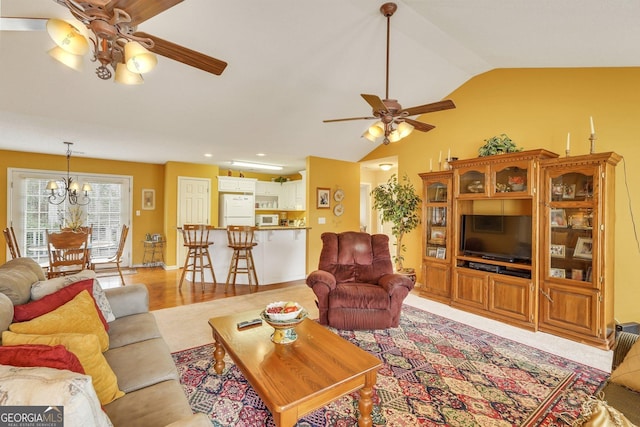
[424,180,449,260]
[458,167,487,196]
[426,181,448,203]
[493,163,529,195]
[547,172,595,283]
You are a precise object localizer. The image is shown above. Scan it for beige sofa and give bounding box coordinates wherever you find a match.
[0,257,209,427]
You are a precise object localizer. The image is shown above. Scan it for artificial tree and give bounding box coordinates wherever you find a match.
[371,173,421,271]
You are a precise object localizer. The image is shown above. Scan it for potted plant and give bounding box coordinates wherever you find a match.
[478,133,522,157]
[371,173,421,275]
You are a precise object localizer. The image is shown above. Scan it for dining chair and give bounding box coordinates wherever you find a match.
[225,225,259,291]
[90,225,129,285]
[2,226,21,259]
[46,229,90,279]
[179,224,217,290]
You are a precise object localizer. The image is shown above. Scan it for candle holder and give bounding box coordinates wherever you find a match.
[438,161,442,171]
[565,148,570,157]
[589,133,597,154]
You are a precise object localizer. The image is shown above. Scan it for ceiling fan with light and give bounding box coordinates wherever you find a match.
[324,2,455,144]
[3,0,227,84]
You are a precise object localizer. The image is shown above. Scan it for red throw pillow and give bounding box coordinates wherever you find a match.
[13,279,109,331]
[0,344,85,374]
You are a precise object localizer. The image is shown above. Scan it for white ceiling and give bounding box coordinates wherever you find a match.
[1,0,639,174]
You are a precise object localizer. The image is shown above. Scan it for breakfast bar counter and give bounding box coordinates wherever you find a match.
[185,227,309,285]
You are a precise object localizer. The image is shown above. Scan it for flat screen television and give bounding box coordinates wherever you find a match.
[460,214,532,264]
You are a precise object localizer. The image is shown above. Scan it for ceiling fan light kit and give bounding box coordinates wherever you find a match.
[124,41,157,74]
[114,62,143,85]
[46,18,89,55]
[324,2,455,145]
[40,0,227,85]
[48,45,84,71]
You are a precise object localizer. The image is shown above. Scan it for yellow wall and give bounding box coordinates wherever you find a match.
[0,149,164,265]
[306,156,361,271]
[362,67,640,323]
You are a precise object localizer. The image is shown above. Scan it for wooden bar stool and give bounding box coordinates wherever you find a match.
[178,224,217,290]
[225,225,258,291]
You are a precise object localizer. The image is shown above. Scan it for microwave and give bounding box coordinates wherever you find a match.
[256,214,279,227]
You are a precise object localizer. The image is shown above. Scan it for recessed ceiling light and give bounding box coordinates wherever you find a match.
[204,153,213,158]
[379,163,393,171]
[230,161,283,171]
[256,153,266,157]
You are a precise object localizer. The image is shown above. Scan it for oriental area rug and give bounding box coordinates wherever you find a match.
[172,305,607,426]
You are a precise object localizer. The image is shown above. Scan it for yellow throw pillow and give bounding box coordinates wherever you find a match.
[2,331,124,406]
[576,396,635,427]
[609,339,640,392]
[10,290,109,352]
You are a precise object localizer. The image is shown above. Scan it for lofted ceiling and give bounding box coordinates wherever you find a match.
[1,0,639,174]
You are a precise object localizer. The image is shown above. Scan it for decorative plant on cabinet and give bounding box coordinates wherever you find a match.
[371,173,421,273]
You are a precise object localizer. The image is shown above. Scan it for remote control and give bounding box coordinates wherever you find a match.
[237,318,262,329]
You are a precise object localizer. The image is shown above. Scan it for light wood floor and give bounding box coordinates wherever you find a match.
[97,267,305,311]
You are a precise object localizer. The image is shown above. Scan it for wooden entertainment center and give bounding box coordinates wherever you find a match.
[419,149,621,349]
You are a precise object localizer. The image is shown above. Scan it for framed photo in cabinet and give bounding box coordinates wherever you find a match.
[436,247,446,259]
[550,209,567,227]
[434,186,447,202]
[574,237,593,259]
[427,247,437,257]
[552,183,564,198]
[571,269,584,281]
[550,244,565,258]
[550,268,566,278]
[563,184,576,199]
[429,226,446,244]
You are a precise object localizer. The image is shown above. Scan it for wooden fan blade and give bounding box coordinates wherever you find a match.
[134,31,227,75]
[401,99,456,117]
[404,118,435,132]
[323,116,376,123]
[111,0,184,25]
[361,94,389,113]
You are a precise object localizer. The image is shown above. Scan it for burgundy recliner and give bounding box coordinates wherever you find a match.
[306,232,415,330]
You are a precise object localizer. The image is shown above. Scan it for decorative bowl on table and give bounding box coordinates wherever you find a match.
[264,301,303,321]
[261,302,307,344]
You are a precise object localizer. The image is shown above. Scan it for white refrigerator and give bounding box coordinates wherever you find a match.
[219,194,255,227]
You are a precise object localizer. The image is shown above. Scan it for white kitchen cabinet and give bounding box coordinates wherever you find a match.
[281,180,305,211]
[256,181,282,210]
[256,181,282,196]
[217,176,256,193]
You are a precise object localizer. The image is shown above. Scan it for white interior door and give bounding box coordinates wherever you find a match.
[176,177,211,268]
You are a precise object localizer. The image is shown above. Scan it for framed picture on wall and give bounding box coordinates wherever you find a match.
[142,189,155,210]
[317,188,330,209]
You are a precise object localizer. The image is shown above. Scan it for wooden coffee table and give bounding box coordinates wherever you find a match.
[208,310,381,427]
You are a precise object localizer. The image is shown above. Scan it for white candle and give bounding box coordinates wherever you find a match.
[439,151,442,163]
[429,158,433,170]
[590,116,595,134]
[447,148,451,161]
[566,132,571,150]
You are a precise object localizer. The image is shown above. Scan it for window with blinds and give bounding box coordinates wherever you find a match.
[8,168,132,267]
